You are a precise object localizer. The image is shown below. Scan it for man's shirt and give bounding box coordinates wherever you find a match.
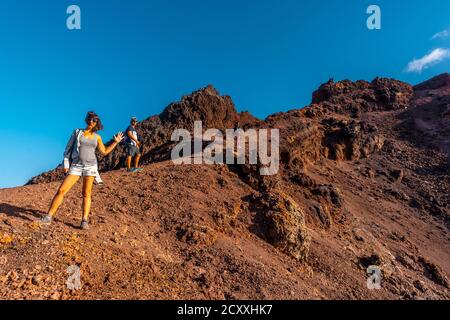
[126,125,138,146]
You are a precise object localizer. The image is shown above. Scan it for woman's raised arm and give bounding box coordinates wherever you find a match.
[97,132,124,156]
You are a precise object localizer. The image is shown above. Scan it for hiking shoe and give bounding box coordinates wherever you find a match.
[127,168,137,173]
[40,215,53,224]
[134,168,143,172]
[80,220,89,230]
[95,180,104,186]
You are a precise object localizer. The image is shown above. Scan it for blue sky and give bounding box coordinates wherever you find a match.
[0,0,449,188]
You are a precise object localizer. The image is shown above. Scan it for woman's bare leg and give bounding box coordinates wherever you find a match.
[82,176,95,221]
[48,175,80,217]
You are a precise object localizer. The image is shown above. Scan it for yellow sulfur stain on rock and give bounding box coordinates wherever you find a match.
[0,232,14,245]
[28,221,42,231]
[61,233,85,264]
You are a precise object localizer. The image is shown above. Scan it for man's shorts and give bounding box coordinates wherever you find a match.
[68,163,99,177]
[127,145,141,157]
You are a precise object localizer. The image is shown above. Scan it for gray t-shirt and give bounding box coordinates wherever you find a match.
[76,134,98,166]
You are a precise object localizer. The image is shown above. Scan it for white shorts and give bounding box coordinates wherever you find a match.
[68,163,99,177]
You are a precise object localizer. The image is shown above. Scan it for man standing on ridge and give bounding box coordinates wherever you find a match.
[126,117,143,172]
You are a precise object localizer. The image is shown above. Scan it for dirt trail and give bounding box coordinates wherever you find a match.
[1,158,448,299]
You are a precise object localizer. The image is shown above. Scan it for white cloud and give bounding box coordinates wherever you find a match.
[432,30,449,40]
[405,48,450,73]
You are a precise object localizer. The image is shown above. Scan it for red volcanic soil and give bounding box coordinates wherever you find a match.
[0,74,449,300]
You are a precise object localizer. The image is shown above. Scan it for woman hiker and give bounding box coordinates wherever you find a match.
[41,111,124,230]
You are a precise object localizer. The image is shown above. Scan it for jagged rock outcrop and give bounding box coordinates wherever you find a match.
[250,191,311,262]
[27,85,262,184]
[263,80,408,177]
[321,119,385,161]
[414,72,450,91]
[398,73,450,155]
[312,77,413,113]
